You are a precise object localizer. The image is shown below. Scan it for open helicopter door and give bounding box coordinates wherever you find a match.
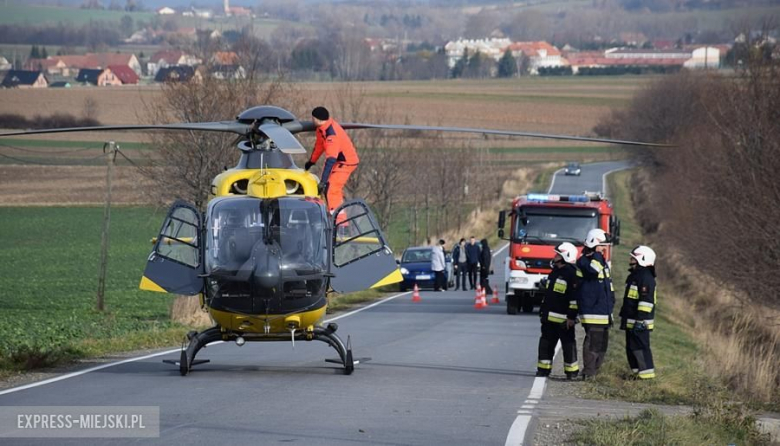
[140,200,204,295]
[330,199,402,293]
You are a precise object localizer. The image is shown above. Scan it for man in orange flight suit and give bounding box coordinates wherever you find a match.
[304,106,360,215]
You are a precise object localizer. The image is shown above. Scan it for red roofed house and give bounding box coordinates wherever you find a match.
[41,53,141,76]
[108,65,140,84]
[505,41,564,74]
[24,58,71,76]
[148,50,201,76]
[211,51,239,65]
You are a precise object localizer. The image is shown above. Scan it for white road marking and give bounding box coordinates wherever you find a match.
[505,415,533,446]
[504,161,627,445]
[547,168,564,194]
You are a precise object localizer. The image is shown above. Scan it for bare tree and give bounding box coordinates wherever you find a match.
[139,76,304,209]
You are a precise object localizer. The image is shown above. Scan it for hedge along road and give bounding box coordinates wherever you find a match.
[0,162,629,446]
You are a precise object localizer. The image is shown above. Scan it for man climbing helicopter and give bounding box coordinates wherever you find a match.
[304,106,359,217]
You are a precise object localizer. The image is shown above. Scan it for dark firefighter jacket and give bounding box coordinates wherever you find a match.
[310,118,359,184]
[576,249,614,326]
[620,266,657,330]
[540,263,579,324]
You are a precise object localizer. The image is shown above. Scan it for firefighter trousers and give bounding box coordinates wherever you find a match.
[326,163,357,213]
[537,321,578,377]
[582,325,609,376]
[625,330,655,379]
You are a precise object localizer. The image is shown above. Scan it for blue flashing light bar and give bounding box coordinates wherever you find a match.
[526,194,590,203]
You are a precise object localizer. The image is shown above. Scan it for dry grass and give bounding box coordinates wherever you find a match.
[0,165,153,205]
[632,170,780,409]
[169,296,212,328]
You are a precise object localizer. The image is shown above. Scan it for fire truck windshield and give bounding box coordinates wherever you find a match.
[513,207,598,245]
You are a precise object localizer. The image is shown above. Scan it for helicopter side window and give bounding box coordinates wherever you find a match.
[156,207,199,268]
[333,210,383,268]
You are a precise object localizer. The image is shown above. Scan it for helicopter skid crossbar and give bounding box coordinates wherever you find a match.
[164,324,355,376]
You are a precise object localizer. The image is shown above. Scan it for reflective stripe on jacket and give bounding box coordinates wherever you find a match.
[620,266,657,331]
[540,263,578,324]
[576,250,613,325]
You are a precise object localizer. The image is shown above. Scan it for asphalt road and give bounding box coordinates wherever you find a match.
[548,160,632,196]
[0,161,631,446]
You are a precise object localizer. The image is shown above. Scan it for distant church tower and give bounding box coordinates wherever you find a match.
[224,0,230,15]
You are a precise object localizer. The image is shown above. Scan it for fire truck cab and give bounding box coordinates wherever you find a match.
[497,192,620,314]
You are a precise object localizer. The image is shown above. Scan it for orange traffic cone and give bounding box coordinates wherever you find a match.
[481,285,489,307]
[412,283,422,303]
[474,284,486,309]
[491,284,500,304]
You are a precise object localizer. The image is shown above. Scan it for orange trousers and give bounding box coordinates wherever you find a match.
[326,163,357,213]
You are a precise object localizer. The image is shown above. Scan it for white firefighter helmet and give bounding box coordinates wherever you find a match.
[630,245,656,267]
[554,242,578,264]
[584,228,608,248]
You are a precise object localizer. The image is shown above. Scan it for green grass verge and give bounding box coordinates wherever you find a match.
[571,408,769,446]
[568,169,770,445]
[579,169,726,405]
[0,206,188,374]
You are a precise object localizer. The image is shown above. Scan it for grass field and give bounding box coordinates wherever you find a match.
[0,206,186,373]
[0,4,155,26]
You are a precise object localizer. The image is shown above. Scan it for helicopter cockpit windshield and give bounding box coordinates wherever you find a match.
[206,197,328,276]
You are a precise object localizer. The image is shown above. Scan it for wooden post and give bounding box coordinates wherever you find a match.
[96,141,117,312]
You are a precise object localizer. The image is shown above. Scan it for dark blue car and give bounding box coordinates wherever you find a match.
[398,247,454,291]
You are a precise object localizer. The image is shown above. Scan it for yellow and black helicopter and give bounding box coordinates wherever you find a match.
[0,106,662,376]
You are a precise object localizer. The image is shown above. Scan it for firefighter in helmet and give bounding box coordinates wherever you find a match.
[537,242,580,379]
[576,228,615,378]
[620,245,657,380]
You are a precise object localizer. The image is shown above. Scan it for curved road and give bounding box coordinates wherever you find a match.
[0,161,630,446]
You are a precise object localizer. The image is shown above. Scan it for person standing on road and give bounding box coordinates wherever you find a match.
[465,236,481,290]
[479,238,493,296]
[620,245,657,380]
[451,238,468,291]
[431,239,447,292]
[304,106,359,217]
[537,242,580,379]
[576,228,614,379]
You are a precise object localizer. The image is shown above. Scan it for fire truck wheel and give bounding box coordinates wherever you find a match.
[506,293,519,315]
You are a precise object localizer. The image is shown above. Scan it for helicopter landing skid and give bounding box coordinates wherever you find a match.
[163,327,223,376]
[162,324,362,376]
[315,323,358,375]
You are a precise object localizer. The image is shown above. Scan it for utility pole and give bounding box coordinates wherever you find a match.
[96,141,117,312]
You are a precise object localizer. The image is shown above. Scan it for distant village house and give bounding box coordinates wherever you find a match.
[2,70,48,88]
[76,68,122,86]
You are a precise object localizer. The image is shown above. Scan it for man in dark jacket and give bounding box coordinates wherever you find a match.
[620,245,657,380]
[537,242,580,379]
[451,238,468,291]
[479,238,493,296]
[465,236,481,290]
[577,228,614,378]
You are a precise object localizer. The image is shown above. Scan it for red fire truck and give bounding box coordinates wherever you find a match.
[497,193,620,314]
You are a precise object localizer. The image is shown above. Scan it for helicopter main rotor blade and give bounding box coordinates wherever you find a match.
[0,121,253,138]
[258,123,306,154]
[339,123,670,147]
